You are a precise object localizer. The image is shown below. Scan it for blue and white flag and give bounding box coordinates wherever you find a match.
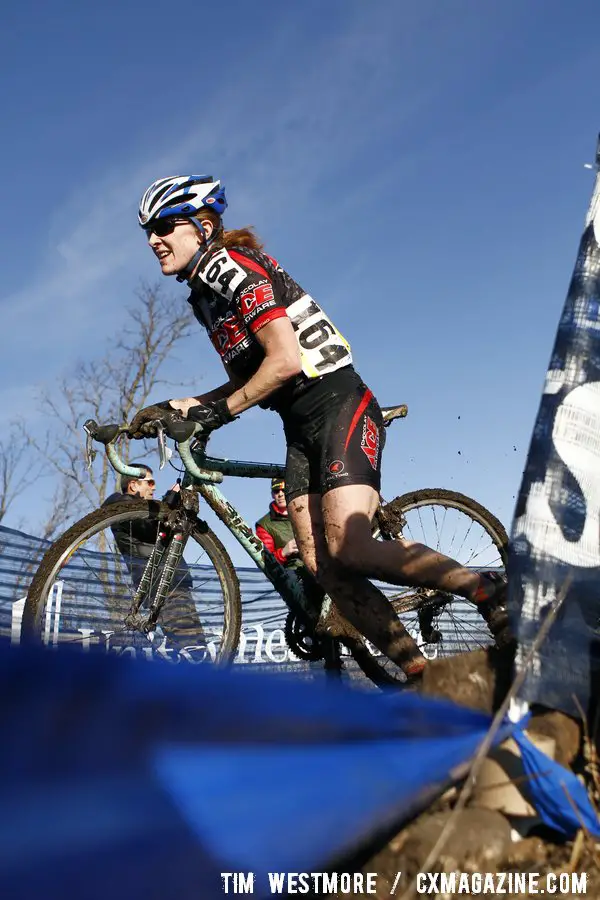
[509,135,600,717]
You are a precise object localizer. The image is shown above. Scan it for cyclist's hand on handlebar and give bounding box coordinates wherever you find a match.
[187,398,236,434]
[127,403,184,439]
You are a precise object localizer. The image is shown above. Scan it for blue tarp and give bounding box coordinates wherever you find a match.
[513,729,600,839]
[0,643,597,899]
[0,644,497,898]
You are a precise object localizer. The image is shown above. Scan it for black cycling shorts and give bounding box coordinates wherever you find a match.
[281,367,386,502]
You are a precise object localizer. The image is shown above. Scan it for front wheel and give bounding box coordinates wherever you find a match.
[23,499,242,663]
[351,488,509,687]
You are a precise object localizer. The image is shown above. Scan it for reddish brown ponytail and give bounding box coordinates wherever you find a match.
[200,209,263,250]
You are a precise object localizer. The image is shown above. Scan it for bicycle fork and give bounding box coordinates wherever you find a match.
[125,527,189,633]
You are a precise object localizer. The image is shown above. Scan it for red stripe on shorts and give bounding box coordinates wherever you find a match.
[344,389,373,451]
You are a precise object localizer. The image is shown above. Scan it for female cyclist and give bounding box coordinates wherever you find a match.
[129,175,508,679]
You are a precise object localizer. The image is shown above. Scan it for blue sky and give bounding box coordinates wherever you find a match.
[2,0,600,564]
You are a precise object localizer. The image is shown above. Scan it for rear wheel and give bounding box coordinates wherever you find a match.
[351,489,508,687]
[23,499,242,663]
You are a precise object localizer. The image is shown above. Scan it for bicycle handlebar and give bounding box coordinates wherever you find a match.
[83,418,225,484]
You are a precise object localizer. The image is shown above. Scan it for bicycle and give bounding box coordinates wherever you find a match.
[23,404,509,687]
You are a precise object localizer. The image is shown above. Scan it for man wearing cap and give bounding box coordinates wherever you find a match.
[255,479,301,567]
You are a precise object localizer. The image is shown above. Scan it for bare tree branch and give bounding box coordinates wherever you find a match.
[27,282,195,527]
[0,424,41,525]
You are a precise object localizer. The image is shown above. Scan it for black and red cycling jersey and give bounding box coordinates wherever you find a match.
[187,245,353,411]
[188,243,385,498]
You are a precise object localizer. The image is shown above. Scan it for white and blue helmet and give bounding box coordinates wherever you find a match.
[138,175,227,226]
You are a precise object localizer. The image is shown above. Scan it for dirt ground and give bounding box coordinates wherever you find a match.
[351,810,599,899]
[319,648,599,899]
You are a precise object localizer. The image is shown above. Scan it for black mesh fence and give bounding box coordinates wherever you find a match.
[0,524,489,679]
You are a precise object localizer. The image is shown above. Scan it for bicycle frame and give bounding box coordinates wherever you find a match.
[72,415,507,671]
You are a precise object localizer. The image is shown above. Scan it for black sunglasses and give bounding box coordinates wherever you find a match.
[142,218,188,238]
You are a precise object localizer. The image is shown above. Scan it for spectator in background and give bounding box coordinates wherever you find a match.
[255,478,301,568]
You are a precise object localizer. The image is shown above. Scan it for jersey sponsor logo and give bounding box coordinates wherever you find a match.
[240,282,275,315]
[361,416,379,470]
[200,248,248,299]
[210,314,248,356]
[328,460,345,474]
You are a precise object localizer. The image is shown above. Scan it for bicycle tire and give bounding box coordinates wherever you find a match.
[350,488,509,688]
[384,489,509,558]
[23,499,242,662]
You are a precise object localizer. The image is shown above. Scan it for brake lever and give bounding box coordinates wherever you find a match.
[83,419,98,471]
[85,431,96,471]
[156,422,168,470]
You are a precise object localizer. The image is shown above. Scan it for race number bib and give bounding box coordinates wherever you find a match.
[199,248,249,299]
[287,294,352,378]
